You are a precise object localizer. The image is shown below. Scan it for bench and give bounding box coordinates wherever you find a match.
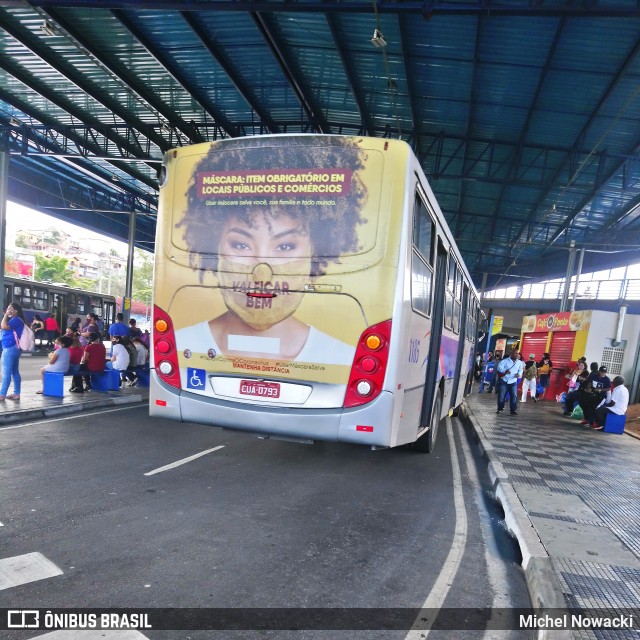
[42,369,121,398]
[134,367,150,388]
[604,412,626,434]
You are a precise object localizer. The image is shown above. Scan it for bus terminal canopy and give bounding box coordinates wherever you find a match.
[1,0,640,289]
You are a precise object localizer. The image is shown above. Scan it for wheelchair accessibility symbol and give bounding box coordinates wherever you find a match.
[187,367,207,390]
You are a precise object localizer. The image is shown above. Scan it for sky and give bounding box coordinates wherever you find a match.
[6,201,130,256]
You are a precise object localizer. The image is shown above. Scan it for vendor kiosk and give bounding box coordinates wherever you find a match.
[520,310,591,400]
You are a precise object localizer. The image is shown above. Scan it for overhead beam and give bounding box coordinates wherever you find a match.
[325,14,375,137]
[111,8,239,138]
[478,17,565,268]
[42,7,202,146]
[452,14,481,241]
[251,12,330,134]
[513,33,640,253]
[0,56,159,187]
[6,119,636,193]
[397,15,419,150]
[180,11,279,135]
[15,1,640,17]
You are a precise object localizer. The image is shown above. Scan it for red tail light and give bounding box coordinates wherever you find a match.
[343,319,392,408]
[152,304,181,389]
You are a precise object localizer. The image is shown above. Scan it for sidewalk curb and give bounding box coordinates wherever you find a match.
[0,394,145,425]
[462,400,572,640]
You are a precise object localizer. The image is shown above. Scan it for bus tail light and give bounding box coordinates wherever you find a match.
[153,305,181,389]
[344,319,392,408]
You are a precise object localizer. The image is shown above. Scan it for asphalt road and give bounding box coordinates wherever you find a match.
[0,403,533,639]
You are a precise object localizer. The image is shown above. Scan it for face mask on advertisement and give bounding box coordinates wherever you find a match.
[218,257,311,331]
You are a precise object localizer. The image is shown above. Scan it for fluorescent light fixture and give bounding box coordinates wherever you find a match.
[40,21,57,36]
[371,28,387,48]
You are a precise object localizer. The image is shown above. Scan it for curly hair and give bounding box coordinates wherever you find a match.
[176,135,368,276]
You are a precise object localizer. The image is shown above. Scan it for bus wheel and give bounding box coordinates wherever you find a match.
[414,390,442,453]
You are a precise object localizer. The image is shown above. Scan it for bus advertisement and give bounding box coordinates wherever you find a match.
[151,135,480,452]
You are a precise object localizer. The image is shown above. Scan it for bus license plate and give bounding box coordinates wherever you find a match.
[239,380,281,399]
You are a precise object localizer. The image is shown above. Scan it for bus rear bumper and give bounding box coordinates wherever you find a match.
[149,372,396,447]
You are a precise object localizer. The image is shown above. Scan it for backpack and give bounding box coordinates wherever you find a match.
[524,364,537,381]
[14,323,35,352]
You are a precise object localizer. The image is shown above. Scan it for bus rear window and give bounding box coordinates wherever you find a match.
[169,138,384,273]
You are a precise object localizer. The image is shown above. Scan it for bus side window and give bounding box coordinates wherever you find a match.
[77,295,87,315]
[452,263,462,334]
[411,252,432,317]
[413,194,434,265]
[411,193,435,317]
[444,254,455,330]
[33,287,48,311]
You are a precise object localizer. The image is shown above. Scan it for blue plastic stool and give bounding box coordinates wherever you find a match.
[604,413,626,434]
[90,369,120,392]
[42,372,65,398]
[136,368,150,388]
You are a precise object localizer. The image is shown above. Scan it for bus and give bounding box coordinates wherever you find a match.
[150,135,482,452]
[3,276,116,333]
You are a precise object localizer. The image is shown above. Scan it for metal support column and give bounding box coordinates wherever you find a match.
[123,211,136,323]
[0,151,8,313]
[559,241,576,313]
[570,248,585,312]
[479,272,488,302]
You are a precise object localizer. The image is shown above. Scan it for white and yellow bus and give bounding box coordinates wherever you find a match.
[150,135,481,452]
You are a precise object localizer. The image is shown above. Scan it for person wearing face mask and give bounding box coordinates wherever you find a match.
[175,137,368,365]
[0,303,27,401]
[176,211,356,364]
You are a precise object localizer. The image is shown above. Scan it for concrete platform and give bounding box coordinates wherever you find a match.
[0,376,147,426]
[464,390,640,638]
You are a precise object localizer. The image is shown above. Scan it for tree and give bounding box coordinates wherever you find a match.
[34,254,77,285]
[132,249,153,306]
[15,233,30,249]
[42,229,63,246]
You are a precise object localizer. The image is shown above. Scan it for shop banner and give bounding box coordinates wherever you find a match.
[521,310,592,333]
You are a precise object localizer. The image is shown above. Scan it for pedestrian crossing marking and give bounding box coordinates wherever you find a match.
[0,552,63,590]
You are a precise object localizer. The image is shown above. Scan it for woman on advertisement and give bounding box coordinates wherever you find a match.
[175,137,370,366]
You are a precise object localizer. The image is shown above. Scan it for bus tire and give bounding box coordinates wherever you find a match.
[414,389,442,453]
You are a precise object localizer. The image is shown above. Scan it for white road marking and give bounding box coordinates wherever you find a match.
[405,418,468,639]
[33,632,149,639]
[144,446,225,476]
[0,552,63,590]
[0,405,140,431]
[458,425,520,639]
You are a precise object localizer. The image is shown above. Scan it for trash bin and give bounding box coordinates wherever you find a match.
[545,367,568,402]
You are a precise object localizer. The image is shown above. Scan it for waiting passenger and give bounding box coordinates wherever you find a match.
[108,313,130,338]
[562,360,587,415]
[521,353,538,403]
[107,335,130,387]
[71,332,106,393]
[128,318,142,339]
[591,375,628,431]
[31,314,45,350]
[125,336,149,386]
[578,366,611,427]
[564,369,589,417]
[44,314,61,349]
[536,353,552,399]
[67,331,84,380]
[36,335,72,394]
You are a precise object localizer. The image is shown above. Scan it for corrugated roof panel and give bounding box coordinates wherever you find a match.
[196,12,321,126]
[2,4,640,285]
